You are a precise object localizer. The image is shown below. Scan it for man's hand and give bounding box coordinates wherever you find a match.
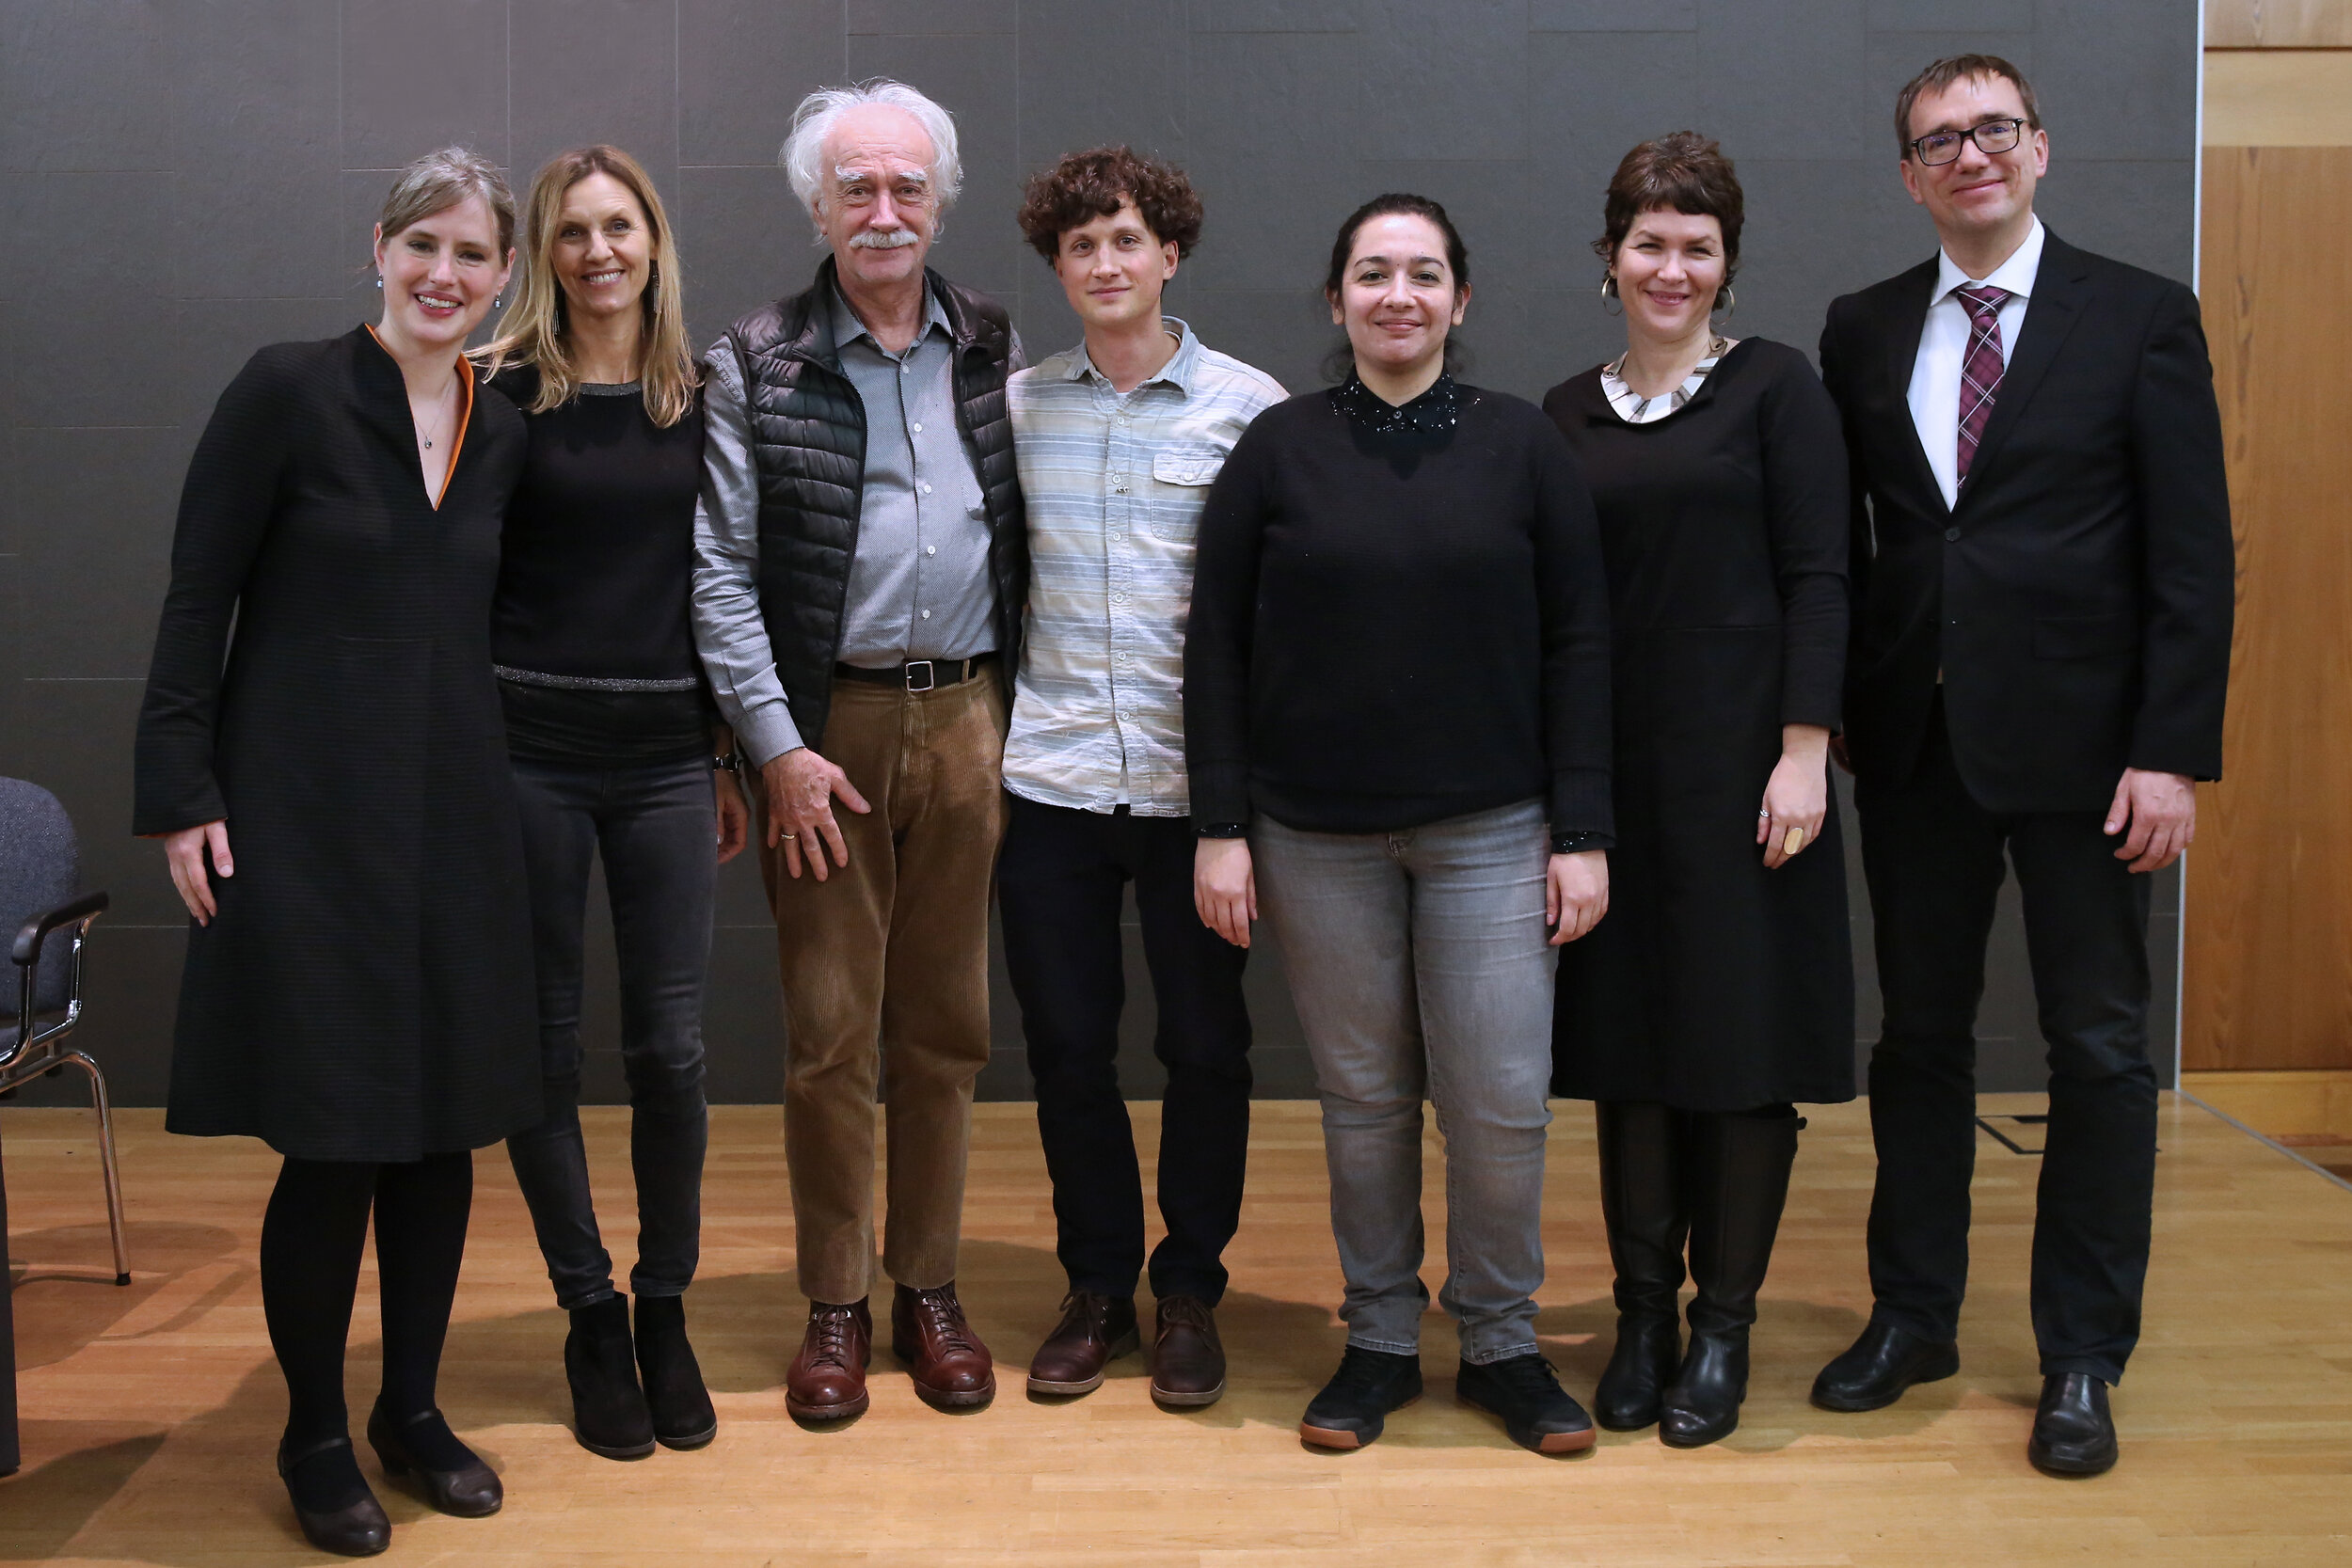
[157,820,231,925]
[1547,849,1609,945]
[1194,838,1256,948]
[760,747,871,882]
[2105,768,2197,873]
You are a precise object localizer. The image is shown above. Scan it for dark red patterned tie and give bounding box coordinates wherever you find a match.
[1954,283,2010,484]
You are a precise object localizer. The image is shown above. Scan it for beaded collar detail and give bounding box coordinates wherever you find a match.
[1330,370,1463,435]
[1601,336,1733,425]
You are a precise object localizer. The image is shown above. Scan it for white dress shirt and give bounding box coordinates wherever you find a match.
[1907,216,2045,509]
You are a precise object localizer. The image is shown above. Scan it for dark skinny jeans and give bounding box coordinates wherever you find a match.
[504,752,715,1310]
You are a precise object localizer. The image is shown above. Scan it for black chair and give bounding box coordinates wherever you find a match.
[1,777,126,1287]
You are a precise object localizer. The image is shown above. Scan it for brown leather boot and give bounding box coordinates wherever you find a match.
[891,1281,996,1411]
[785,1298,871,1422]
[1026,1291,1140,1397]
[1150,1294,1227,1407]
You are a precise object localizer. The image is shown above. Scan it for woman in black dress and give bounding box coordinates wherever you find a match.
[1544,135,1855,1448]
[478,145,746,1461]
[135,149,534,1554]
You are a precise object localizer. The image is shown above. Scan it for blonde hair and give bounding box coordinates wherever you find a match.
[478,145,698,427]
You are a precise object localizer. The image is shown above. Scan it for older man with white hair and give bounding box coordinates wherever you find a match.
[691,79,1025,1420]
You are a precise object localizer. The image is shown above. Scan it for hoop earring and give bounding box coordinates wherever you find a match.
[1600,273,1623,318]
[1713,283,1736,319]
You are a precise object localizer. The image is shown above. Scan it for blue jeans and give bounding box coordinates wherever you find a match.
[1252,800,1556,1365]
[503,753,714,1309]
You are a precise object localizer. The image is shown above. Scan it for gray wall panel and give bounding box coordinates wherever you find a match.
[0,1,2201,1104]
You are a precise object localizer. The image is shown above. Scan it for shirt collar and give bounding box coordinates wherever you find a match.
[1330,369,1462,435]
[1062,317,1201,396]
[831,278,950,356]
[1932,214,2045,308]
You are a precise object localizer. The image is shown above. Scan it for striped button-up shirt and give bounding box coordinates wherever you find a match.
[1003,319,1284,816]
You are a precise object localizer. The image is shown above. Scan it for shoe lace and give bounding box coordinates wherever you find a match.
[1328,1345,1407,1394]
[914,1287,978,1356]
[1157,1294,1215,1335]
[805,1304,860,1370]
[1055,1290,1118,1337]
[1485,1354,1565,1396]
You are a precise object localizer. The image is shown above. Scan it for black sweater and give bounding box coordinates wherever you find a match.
[1184,380,1613,836]
[488,367,709,762]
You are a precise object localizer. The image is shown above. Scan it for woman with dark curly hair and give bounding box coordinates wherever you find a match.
[1001,146,1284,1411]
[1544,133,1855,1449]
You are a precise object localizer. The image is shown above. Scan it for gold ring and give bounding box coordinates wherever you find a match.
[1783,827,1805,855]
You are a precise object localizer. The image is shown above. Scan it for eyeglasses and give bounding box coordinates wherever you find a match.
[1909,117,2030,166]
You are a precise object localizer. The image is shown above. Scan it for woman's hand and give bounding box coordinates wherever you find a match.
[1548,849,1609,944]
[1194,837,1257,948]
[1759,723,1832,870]
[713,768,750,864]
[159,820,232,925]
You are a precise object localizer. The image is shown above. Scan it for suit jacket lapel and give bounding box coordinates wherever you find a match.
[1879,258,1948,517]
[1957,231,2091,506]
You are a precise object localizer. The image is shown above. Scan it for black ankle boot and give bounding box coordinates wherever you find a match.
[565,1294,656,1459]
[1593,1101,1688,1430]
[635,1293,717,1449]
[1661,1108,1799,1448]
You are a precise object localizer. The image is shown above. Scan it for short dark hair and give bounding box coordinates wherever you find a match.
[1591,133,1744,287]
[1017,146,1204,261]
[1894,55,2042,159]
[1322,192,1470,301]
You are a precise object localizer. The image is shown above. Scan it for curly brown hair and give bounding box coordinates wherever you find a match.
[1017,146,1204,262]
[1591,132,1744,287]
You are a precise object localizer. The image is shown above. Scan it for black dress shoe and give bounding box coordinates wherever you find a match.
[635,1293,718,1449]
[1660,1330,1748,1448]
[1456,1355,1597,1454]
[1298,1347,1422,1449]
[1595,1316,1681,1431]
[1811,1323,1960,1413]
[2027,1373,2119,1476]
[277,1435,390,1557]
[365,1402,502,1517]
[566,1295,657,1460]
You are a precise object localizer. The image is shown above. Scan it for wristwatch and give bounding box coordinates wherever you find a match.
[711,752,744,775]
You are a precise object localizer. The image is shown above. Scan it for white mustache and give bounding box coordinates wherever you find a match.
[849,228,920,250]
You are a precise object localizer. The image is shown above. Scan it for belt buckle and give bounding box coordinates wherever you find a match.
[903,659,935,693]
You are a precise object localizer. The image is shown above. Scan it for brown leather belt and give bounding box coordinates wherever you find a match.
[834,652,997,692]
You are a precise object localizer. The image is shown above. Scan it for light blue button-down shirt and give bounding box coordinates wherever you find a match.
[1002,319,1284,816]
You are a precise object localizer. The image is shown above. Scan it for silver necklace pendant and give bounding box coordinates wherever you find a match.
[422,436,435,449]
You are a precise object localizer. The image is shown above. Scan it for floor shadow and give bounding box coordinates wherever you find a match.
[9,1220,243,1370]
[0,1428,169,1560]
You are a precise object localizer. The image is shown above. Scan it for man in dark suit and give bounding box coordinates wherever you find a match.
[1813,55,2233,1476]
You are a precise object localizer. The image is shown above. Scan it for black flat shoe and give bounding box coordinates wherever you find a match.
[1298,1347,1422,1449]
[1595,1315,1680,1431]
[365,1402,502,1517]
[1811,1322,1960,1413]
[636,1293,718,1449]
[567,1295,657,1460]
[1660,1330,1747,1448]
[2027,1372,2119,1477]
[1456,1354,1597,1455]
[277,1435,389,1557]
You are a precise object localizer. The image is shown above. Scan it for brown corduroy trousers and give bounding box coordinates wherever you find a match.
[758,669,1009,1305]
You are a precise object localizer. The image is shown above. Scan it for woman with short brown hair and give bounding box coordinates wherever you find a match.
[1545,133,1856,1448]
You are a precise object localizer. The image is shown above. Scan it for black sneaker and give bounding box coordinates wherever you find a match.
[1298,1347,1422,1449]
[1456,1354,1598,1454]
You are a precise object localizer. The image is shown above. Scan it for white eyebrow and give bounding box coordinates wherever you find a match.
[832,164,928,184]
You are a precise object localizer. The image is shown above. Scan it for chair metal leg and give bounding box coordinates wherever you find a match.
[59,1052,130,1286]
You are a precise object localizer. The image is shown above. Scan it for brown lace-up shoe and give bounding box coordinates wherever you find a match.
[786,1298,872,1422]
[1026,1291,1140,1397]
[1150,1294,1227,1407]
[891,1281,997,1411]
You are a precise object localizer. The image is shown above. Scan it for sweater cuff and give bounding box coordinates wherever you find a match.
[1185,762,1251,829]
[1546,766,1613,843]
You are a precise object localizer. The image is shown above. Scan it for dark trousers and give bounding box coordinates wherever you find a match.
[996,794,1253,1305]
[503,753,714,1310]
[1856,699,2156,1384]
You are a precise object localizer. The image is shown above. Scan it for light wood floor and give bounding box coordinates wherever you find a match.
[2,1094,2347,1565]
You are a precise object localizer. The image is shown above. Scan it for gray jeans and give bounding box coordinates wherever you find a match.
[1254,799,1556,1364]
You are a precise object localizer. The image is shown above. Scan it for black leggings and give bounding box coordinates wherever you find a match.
[261,1152,473,1448]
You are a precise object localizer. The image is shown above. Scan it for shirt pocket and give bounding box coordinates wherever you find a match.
[1148,443,1225,541]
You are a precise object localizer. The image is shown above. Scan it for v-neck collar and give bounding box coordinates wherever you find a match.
[363,324,474,509]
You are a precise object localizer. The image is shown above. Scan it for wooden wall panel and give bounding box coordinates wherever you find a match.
[2182,146,2352,1070]
[2205,0,2352,47]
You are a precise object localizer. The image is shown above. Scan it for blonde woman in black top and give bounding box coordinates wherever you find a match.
[478,145,746,1463]
[1544,134,1854,1448]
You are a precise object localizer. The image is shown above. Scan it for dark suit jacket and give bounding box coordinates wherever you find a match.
[1819,230,2233,813]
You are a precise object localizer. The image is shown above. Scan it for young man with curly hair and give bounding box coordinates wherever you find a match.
[999,146,1284,1409]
